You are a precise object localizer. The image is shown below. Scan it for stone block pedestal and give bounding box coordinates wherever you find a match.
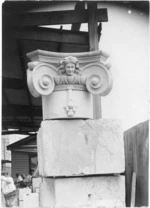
[26,50,123,207]
[39,176,125,208]
[37,119,125,176]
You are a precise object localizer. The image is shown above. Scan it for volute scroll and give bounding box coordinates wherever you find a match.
[82,63,113,96]
[27,63,57,96]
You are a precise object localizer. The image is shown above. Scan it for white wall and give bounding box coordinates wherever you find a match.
[98,3,149,130]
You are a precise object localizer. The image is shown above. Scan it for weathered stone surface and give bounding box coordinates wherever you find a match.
[42,89,93,119]
[39,176,125,207]
[22,193,39,207]
[39,177,55,207]
[27,50,112,120]
[18,188,31,200]
[32,177,42,193]
[38,119,125,176]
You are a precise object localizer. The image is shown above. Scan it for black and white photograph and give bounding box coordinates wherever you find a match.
[1,1,149,207]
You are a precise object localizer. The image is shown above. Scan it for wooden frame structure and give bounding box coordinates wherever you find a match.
[2,1,108,135]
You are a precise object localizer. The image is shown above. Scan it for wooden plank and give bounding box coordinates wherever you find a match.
[135,121,149,206]
[3,77,25,89]
[3,89,29,106]
[132,127,137,173]
[11,149,37,154]
[2,39,24,79]
[2,88,27,132]
[124,130,133,206]
[2,120,40,129]
[71,2,85,31]
[124,121,149,207]
[88,2,101,119]
[130,172,136,207]
[17,39,37,132]
[4,26,89,45]
[7,135,36,148]
[21,39,89,54]
[3,8,108,26]
[57,42,89,53]
[98,22,102,42]
[88,3,99,51]
[2,130,32,135]
[2,105,42,117]
[3,1,76,14]
[2,120,39,129]
[2,124,39,135]
[2,88,11,105]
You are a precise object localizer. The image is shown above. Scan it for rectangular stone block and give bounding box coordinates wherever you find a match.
[18,188,31,200]
[37,119,125,176]
[32,177,42,193]
[23,193,39,207]
[39,176,125,208]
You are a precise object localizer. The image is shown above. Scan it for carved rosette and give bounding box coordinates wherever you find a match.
[26,50,113,119]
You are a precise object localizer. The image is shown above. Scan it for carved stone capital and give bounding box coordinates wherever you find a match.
[26,50,113,119]
[27,51,112,96]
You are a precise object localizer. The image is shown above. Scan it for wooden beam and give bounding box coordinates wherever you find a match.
[21,39,89,54]
[2,120,40,129]
[17,39,37,133]
[3,8,108,27]
[2,1,76,14]
[2,105,42,117]
[9,149,37,153]
[2,125,38,135]
[130,171,136,207]
[98,22,102,42]
[3,77,25,89]
[4,26,89,45]
[20,145,37,148]
[88,2,102,119]
[88,3,99,51]
[2,130,32,135]
[2,88,11,105]
[71,2,85,31]
[2,88,29,132]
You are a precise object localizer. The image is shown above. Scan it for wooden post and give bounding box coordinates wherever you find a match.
[130,172,136,207]
[88,2,102,119]
[124,121,149,206]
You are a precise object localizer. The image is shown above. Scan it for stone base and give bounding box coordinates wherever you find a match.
[37,119,125,177]
[39,176,125,207]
